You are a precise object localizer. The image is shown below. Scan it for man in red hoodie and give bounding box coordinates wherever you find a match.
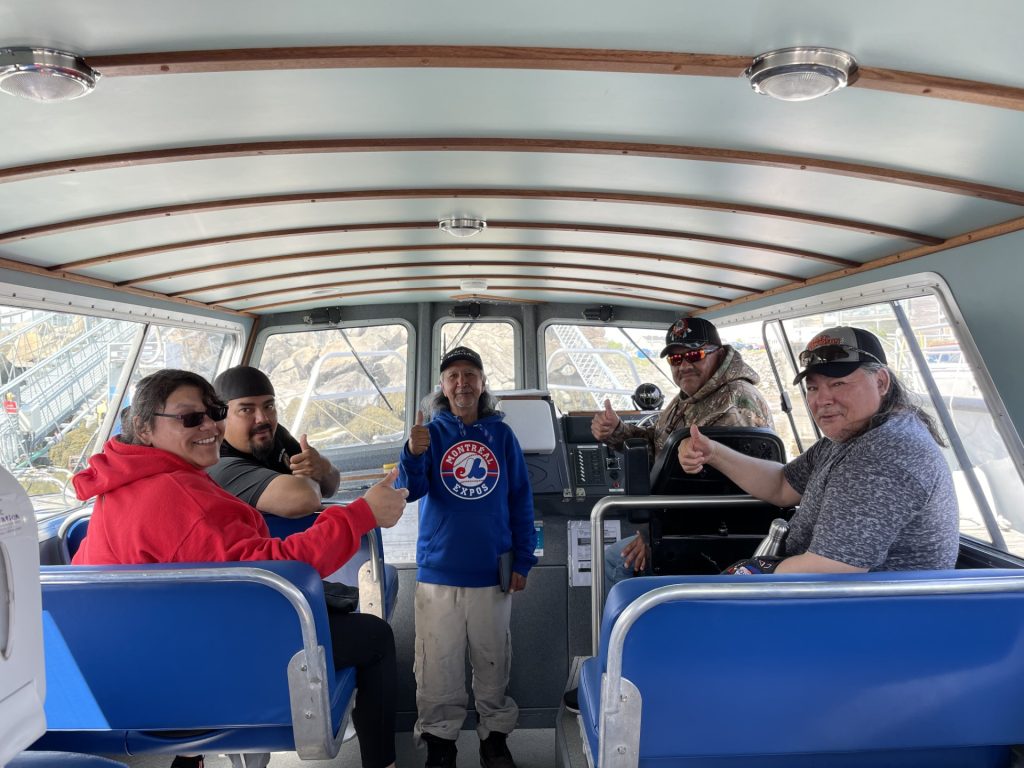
[73,369,406,768]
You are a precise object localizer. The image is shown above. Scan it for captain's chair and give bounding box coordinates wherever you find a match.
[649,426,785,494]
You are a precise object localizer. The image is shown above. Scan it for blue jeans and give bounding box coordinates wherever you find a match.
[604,534,652,596]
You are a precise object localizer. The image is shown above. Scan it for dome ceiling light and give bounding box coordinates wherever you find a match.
[744,47,857,102]
[439,217,487,238]
[0,47,99,102]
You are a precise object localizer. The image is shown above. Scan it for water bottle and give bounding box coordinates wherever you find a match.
[752,518,790,557]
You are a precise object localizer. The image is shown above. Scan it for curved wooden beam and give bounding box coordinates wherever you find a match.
[702,214,1024,315]
[119,242,795,291]
[243,281,695,313]
[5,137,1022,207]
[0,188,941,246]
[84,46,1024,111]
[172,259,740,304]
[52,219,854,271]
[229,273,706,312]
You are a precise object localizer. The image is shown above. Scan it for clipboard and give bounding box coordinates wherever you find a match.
[499,550,513,592]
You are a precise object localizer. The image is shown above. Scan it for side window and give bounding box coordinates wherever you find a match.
[438,321,517,390]
[1,305,237,519]
[256,324,411,465]
[716,320,799,461]
[542,323,674,413]
[765,294,1024,557]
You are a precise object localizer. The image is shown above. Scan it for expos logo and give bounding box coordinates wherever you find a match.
[440,440,500,499]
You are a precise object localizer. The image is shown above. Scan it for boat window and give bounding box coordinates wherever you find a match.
[716,320,800,461]
[438,320,517,390]
[1,305,236,519]
[541,323,674,413]
[256,324,412,463]
[765,294,1024,557]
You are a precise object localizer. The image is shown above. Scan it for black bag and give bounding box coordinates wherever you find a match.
[322,581,359,613]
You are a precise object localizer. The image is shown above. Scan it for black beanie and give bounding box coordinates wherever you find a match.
[214,366,275,402]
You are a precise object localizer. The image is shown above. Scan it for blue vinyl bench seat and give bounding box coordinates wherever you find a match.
[34,561,355,759]
[578,569,1024,768]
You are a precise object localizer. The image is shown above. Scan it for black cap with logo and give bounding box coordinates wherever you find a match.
[659,317,722,357]
[440,346,484,372]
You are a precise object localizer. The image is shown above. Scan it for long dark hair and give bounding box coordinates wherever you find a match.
[122,369,222,445]
[862,362,946,446]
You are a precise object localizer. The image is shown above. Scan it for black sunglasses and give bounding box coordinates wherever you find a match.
[667,347,718,365]
[153,404,228,428]
[798,344,882,368]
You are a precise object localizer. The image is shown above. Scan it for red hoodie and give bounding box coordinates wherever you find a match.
[72,438,375,577]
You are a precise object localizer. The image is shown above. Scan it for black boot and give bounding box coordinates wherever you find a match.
[170,758,204,768]
[479,731,516,768]
[423,732,458,768]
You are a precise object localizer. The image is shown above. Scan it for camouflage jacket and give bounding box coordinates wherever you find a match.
[606,346,775,460]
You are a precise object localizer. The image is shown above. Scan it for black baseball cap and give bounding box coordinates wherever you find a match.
[440,346,484,372]
[214,366,275,402]
[793,327,888,384]
[659,317,722,357]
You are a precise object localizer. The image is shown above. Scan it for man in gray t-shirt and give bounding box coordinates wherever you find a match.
[677,326,959,574]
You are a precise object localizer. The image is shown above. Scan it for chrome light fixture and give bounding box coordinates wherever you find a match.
[744,47,857,102]
[439,217,487,238]
[0,47,98,102]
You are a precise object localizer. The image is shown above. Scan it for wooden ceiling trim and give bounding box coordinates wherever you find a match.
[173,259,738,303]
[229,273,707,311]
[244,282,697,313]
[1,188,941,245]
[84,46,1024,112]
[117,243,790,291]
[87,46,750,77]
[856,67,1024,112]
[6,138,1022,207]
[701,214,1024,315]
[52,219,853,271]
[0,256,251,317]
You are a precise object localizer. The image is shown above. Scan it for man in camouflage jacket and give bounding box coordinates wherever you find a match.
[592,317,774,580]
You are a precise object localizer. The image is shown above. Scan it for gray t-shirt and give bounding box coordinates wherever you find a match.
[782,411,959,571]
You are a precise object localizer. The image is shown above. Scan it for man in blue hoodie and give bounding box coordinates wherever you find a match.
[399,346,537,768]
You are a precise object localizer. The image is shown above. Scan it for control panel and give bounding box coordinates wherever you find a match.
[569,443,624,496]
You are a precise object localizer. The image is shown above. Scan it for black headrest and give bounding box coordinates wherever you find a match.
[649,426,786,495]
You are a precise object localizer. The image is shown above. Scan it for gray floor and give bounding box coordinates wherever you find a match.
[110,729,555,768]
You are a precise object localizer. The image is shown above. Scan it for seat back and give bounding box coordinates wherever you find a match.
[649,426,785,495]
[264,514,399,620]
[578,570,1024,768]
[35,560,353,758]
[56,509,92,564]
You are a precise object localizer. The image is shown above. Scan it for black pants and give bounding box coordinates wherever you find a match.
[327,609,397,768]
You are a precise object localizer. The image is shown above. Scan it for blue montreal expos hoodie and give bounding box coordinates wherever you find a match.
[399,408,537,587]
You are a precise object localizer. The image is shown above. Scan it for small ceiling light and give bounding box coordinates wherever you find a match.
[460,278,488,292]
[744,47,857,102]
[439,217,487,238]
[0,47,98,102]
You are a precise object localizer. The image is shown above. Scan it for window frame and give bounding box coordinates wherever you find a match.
[717,271,1024,553]
[432,316,523,391]
[250,316,416,451]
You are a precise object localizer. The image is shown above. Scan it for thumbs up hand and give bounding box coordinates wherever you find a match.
[678,425,715,474]
[408,410,431,456]
[591,398,622,441]
[290,432,331,480]
[363,467,407,528]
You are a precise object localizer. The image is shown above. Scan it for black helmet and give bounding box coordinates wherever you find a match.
[632,383,664,411]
